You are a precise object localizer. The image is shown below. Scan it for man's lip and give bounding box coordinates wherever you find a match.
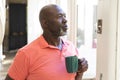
[64,25,68,28]
[63,26,68,31]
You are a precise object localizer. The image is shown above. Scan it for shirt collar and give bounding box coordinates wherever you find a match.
[39,35,65,49]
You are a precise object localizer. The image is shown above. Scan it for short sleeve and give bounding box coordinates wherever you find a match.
[8,50,29,80]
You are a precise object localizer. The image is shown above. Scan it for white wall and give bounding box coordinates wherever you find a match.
[117,0,120,79]
[96,0,118,80]
[27,0,43,43]
[0,0,6,61]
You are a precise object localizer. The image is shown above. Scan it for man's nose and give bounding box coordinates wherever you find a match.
[63,18,67,24]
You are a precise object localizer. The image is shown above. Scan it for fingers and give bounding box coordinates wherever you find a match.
[78,58,88,66]
[78,58,88,73]
[81,63,88,72]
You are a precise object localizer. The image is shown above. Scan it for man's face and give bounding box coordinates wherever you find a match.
[45,6,68,37]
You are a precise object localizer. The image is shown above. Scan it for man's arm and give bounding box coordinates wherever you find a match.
[5,74,13,80]
[75,72,83,80]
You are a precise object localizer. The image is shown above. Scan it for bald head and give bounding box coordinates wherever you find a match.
[39,4,60,23]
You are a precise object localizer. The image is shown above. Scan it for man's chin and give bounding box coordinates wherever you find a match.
[60,29,67,36]
[60,32,67,36]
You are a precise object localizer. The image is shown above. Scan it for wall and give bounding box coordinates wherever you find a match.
[96,0,118,80]
[27,0,44,43]
[0,0,6,61]
[117,0,120,79]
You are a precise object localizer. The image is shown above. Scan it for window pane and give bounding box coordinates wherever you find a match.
[77,0,98,79]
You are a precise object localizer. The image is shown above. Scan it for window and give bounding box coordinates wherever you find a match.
[76,0,98,79]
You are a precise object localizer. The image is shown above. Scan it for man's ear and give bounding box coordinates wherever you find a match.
[41,20,48,29]
[44,20,48,25]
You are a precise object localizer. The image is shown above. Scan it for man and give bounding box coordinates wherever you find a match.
[5,4,88,80]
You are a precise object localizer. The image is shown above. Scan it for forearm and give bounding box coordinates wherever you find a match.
[5,74,13,80]
[75,72,83,80]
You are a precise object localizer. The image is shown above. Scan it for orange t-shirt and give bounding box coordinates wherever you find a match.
[8,35,79,80]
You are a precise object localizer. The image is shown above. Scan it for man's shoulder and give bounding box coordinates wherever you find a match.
[19,37,42,53]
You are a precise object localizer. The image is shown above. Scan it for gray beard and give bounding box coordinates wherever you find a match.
[60,28,67,36]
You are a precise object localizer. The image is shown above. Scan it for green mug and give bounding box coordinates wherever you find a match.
[65,56,78,73]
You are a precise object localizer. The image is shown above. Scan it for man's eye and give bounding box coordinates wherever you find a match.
[58,14,62,17]
[58,14,66,18]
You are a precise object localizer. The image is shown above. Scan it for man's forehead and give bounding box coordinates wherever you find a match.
[47,6,65,14]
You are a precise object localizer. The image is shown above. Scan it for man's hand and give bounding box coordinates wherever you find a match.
[78,58,88,73]
[75,58,88,80]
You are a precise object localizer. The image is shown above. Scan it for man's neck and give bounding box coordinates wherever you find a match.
[43,33,61,46]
